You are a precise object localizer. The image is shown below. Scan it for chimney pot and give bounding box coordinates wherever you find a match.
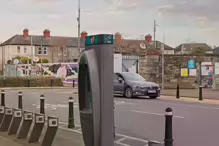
[115,32,122,42]
[81,31,88,40]
[43,29,50,38]
[23,28,29,38]
[145,34,152,42]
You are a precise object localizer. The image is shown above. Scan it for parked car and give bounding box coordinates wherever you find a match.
[114,72,160,99]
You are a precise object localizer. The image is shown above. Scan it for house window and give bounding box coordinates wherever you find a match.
[38,47,42,55]
[43,47,47,55]
[24,47,27,53]
[17,46,20,53]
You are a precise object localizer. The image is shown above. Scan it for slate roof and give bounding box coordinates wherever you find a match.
[213,46,219,54]
[175,43,212,51]
[153,41,174,50]
[114,39,151,49]
[114,39,173,50]
[1,35,84,47]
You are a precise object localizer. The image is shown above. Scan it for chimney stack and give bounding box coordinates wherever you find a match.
[43,29,50,38]
[23,28,29,38]
[81,31,88,40]
[145,34,152,43]
[115,32,122,42]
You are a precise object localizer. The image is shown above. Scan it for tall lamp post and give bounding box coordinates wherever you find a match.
[40,36,43,76]
[77,0,81,54]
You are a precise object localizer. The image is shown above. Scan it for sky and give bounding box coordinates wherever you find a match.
[0,0,219,47]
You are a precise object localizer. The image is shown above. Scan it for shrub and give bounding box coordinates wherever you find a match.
[37,58,49,63]
[0,76,63,87]
[9,56,49,64]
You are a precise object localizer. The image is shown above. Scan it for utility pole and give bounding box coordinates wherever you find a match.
[40,36,43,76]
[77,0,81,54]
[153,20,157,49]
[31,35,33,64]
[161,31,165,91]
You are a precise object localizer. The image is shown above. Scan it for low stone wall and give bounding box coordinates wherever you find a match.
[139,54,219,89]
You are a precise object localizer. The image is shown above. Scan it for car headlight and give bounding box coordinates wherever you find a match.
[132,85,139,88]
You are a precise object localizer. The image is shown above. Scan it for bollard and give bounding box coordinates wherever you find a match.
[18,92,23,109]
[40,95,45,114]
[0,106,4,124]
[164,107,173,146]
[41,116,58,146]
[8,109,22,135]
[17,111,33,139]
[50,78,54,87]
[199,86,203,101]
[0,107,13,132]
[28,113,45,143]
[72,80,75,88]
[176,84,179,99]
[148,141,163,146]
[3,77,6,87]
[27,78,30,87]
[1,90,5,106]
[68,97,75,128]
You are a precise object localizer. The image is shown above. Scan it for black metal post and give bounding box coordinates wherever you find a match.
[72,80,75,88]
[27,78,30,87]
[199,86,203,100]
[40,95,45,114]
[1,90,5,106]
[50,78,54,87]
[3,78,6,87]
[176,84,179,99]
[18,92,23,109]
[68,97,75,128]
[164,107,173,146]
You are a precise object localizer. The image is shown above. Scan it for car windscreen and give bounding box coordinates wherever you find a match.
[122,73,145,81]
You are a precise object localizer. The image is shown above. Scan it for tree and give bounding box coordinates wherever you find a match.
[189,47,207,55]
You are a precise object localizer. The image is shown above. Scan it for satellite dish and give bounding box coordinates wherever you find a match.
[140,43,146,49]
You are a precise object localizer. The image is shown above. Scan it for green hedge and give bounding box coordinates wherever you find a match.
[0,76,63,87]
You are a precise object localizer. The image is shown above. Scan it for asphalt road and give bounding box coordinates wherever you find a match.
[2,89,219,146]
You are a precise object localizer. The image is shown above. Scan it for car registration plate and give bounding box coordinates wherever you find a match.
[148,90,156,93]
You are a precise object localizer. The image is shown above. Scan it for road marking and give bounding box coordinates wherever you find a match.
[59,125,82,134]
[114,101,135,105]
[59,121,149,143]
[131,110,185,119]
[114,141,131,146]
[116,137,127,143]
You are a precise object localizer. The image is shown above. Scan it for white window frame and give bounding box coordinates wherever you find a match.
[24,47,27,53]
[38,47,42,55]
[17,46,20,53]
[43,47,47,55]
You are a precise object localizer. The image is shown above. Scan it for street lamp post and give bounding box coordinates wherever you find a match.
[40,36,43,76]
[77,0,81,54]
[161,31,165,91]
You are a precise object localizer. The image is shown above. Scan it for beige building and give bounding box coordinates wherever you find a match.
[0,29,87,71]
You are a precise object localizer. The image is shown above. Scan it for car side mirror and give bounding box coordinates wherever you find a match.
[118,79,123,83]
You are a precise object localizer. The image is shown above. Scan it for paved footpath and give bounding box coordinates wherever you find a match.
[162,88,219,99]
[0,126,84,146]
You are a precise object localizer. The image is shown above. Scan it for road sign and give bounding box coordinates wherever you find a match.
[85,34,114,46]
[33,57,39,62]
[13,59,19,64]
[188,59,196,69]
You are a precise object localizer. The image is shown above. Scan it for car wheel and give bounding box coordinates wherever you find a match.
[124,87,133,98]
[149,96,158,99]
